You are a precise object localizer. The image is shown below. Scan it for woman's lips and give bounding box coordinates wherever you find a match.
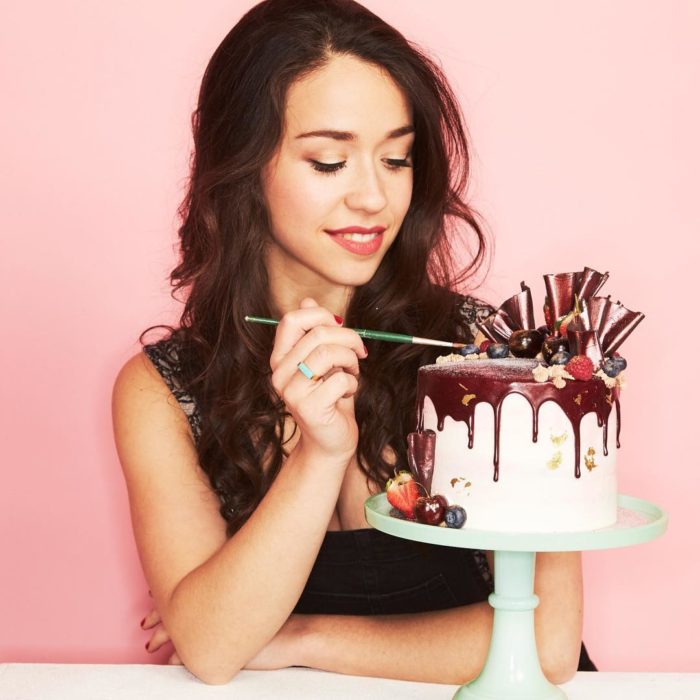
[324,226,386,255]
[326,229,384,255]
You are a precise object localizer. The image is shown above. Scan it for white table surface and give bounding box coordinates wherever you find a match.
[1,664,699,700]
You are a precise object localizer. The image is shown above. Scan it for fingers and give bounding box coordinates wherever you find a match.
[299,297,319,310]
[145,624,171,653]
[141,608,161,630]
[300,369,360,409]
[270,304,346,371]
[271,327,366,397]
[274,342,361,407]
[168,651,183,665]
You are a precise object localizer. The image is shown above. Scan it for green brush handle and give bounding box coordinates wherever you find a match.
[353,328,414,344]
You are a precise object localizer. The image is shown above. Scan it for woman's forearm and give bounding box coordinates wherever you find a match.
[300,603,494,685]
[165,447,348,684]
[298,552,583,686]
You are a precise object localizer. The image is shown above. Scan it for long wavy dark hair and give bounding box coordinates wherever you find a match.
[140,0,490,536]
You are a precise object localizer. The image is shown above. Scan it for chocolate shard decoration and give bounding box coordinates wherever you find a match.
[577,266,609,301]
[476,281,535,342]
[543,271,577,324]
[501,281,536,331]
[543,267,609,323]
[567,328,604,368]
[567,298,592,333]
[476,314,505,342]
[407,430,436,493]
[588,296,645,355]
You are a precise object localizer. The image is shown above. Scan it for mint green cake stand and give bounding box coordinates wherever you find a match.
[364,493,667,700]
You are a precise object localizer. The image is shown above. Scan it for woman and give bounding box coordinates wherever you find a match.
[112,0,592,685]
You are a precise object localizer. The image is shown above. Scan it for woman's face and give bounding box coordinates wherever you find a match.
[262,54,414,304]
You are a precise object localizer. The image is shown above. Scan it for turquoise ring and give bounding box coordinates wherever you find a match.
[297,361,319,382]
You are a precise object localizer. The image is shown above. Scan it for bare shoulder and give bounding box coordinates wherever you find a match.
[113,351,192,433]
[112,352,228,609]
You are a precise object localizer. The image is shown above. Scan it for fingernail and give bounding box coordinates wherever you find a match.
[363,344,368,356]
[140,617,146,628]
[334,315,343,325]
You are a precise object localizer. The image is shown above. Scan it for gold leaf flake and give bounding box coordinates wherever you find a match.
[458,384,476,406]
[605,391,614,406]
[550,431,568,446]
[585,447,597,471]
[574,394,582,406]
[547,452,562,470]
[450,477,472,489]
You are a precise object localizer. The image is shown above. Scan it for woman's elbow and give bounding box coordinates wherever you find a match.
[180,653,244,686]
[541,654,578,685]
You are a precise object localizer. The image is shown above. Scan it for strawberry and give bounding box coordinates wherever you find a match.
[479,339,493,353]
[386,471,421,519]
[565,354,594,381]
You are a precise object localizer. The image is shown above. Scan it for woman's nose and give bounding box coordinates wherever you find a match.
[344,160,388,214]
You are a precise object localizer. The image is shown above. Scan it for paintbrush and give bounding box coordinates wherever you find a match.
[244,315,466,349]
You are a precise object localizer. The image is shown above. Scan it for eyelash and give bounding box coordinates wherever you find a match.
[309,158,412,176]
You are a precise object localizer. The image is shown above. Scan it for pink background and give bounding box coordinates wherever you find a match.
[2,0,698,671]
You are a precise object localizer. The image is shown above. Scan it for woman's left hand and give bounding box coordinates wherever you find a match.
[141,607,182,665]
[244,614,307,670]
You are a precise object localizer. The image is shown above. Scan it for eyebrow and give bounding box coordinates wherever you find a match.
[295,125,415,141]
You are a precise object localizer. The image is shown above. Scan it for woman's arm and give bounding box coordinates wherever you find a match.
[113,304,367,685]
[292,551,582,685]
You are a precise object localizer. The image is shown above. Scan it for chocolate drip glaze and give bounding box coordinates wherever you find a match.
[416,360,621,481]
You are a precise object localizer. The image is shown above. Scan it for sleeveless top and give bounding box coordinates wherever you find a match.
[142,295,597,671]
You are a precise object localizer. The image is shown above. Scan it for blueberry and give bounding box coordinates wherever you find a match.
[486,343,509,359]
[542,336,570,363]
[602,358,621,377]
[444,505,467,528]
[549,350,572,366]
[537,325,550,337]
[612,355,627,371]
[459,343,480,356]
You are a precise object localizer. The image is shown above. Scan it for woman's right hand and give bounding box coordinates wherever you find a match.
[269,298,367,465]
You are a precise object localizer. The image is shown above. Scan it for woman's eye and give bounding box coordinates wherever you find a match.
[308,158,412,175]
[309,160,346,175]
[385,158,412,170]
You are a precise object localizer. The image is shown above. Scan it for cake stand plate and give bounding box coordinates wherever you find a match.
[364,494,667,700]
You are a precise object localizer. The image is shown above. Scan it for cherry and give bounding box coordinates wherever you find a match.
[508,329,544,358]
[414,495,446,526]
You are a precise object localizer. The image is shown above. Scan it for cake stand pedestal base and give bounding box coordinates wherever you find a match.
[454,550,563,700]
[364,494,667,700]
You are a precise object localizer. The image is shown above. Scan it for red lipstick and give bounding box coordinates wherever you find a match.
[324,225,386,256]
[325,225,386,234]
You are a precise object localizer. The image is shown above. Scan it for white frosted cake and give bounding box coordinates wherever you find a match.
[413,358,621,533]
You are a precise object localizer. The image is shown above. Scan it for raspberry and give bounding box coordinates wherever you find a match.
[479,339,493,353]
[565,354,594,381]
